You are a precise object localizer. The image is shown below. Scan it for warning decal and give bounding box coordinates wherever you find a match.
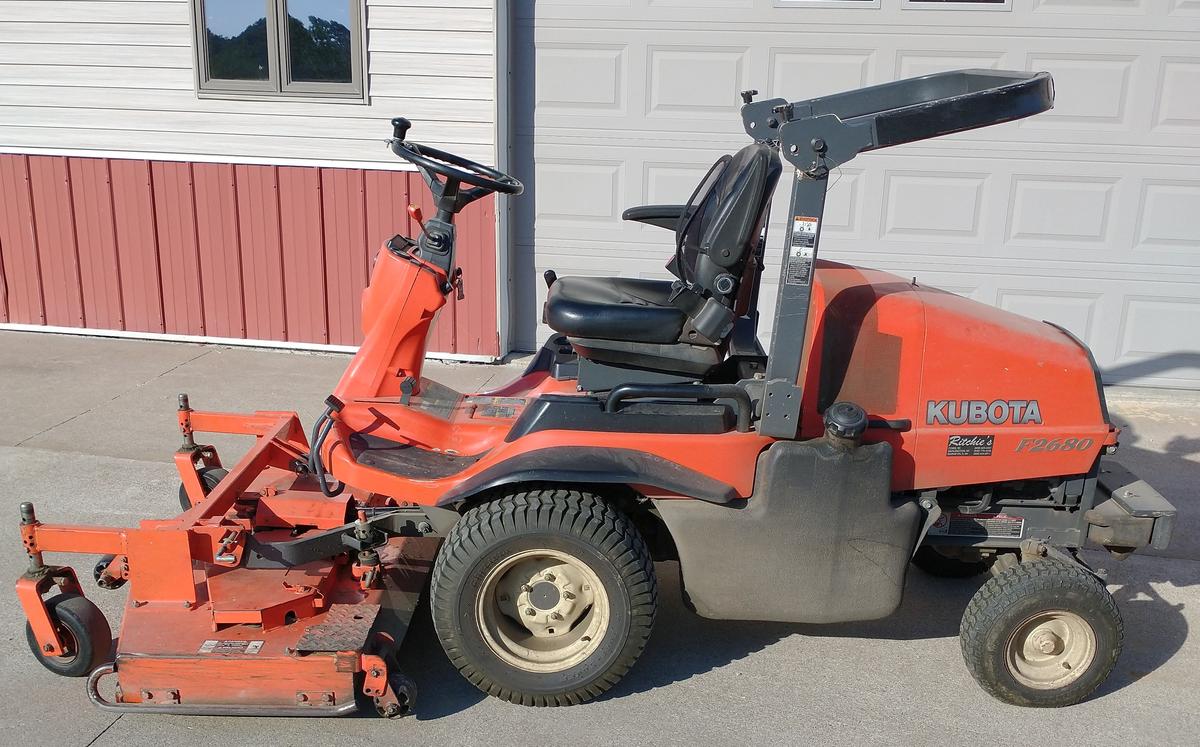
[785,216,818,286]
[198,639,265,655]
[927,513,1025,539]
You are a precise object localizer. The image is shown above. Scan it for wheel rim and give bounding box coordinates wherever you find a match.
[1005,610,1096,690]
[475,548,610,673]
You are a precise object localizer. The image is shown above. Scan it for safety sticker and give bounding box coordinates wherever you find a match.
[785,216,818,285]
[198,639,264,655]
[947,434,994,457]
[927,513,1025,539]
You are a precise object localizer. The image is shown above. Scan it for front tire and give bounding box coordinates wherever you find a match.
[960,558,1123,707]
[430,487,656,706]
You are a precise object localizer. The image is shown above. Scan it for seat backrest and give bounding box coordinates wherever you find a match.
[674,143,781,316]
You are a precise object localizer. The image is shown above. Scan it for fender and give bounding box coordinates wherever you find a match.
[437,446,739,506]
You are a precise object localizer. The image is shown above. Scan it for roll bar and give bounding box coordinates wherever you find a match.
[746,70,1054,438]
[741,69,1054,175]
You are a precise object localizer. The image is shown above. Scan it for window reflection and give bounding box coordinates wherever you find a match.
[204,0,269,81]
[287,0,353,83]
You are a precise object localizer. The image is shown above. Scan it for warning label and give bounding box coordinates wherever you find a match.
[927,513,1025,539]
[198,639,264,655]
[785,216,818,286]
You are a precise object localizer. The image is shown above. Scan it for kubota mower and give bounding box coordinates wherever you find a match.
[16,69,1177,714]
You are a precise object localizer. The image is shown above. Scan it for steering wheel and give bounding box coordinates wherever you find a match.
[389,117,523,196]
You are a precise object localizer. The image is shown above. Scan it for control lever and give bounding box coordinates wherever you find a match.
[407,204,426,233]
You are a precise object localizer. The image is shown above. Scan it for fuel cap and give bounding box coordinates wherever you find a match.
[824,401,868,440]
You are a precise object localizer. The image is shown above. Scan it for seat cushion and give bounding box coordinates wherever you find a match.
[545,276,686,344]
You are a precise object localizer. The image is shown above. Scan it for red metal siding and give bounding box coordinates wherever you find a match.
[152,161,206,336]
[0,154,499,356]
[277,166,328,344]
[28,156,84,327]
[0,155,45,324]
[109,159,165,334]
[68,158,124,331]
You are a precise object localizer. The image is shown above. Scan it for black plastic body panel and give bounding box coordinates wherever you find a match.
[349,433,480,479]
[1088,460,1176,551]
[505,394,734,442]
[437,446,739,506]
[523,334,579,381]
[654,439,921,623]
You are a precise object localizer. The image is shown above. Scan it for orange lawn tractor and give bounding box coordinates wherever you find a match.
[16,70,1176,715]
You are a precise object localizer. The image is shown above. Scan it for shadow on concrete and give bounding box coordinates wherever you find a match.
[396,562,984,718]
[1086,414,1196,699]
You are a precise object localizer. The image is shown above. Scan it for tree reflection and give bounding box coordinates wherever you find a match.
[206,15,351,83]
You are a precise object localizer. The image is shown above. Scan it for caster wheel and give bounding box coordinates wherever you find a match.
[92,555,126,590]
[376,672,416,718]
[25,593,113,678]
[178,467,228,511]
[431,488,656,706]
[960,558,1123,707]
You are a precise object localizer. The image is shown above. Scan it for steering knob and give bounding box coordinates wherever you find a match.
[391,117,412,141]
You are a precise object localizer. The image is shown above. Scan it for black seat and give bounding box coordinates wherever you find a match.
[543,142,781,379]
[545,277,683,344]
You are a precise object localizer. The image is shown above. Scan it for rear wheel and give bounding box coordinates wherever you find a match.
[430,487,656,706]
[178,466,228,511]
[25,593,112,677]
[960,558,1122,707]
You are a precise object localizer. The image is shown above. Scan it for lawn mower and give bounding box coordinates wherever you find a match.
[16,69,1177,714]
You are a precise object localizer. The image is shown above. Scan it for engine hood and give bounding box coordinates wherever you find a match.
[797,261,1110,491]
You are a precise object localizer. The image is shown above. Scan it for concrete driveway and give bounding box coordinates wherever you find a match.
[0,332,1196,746]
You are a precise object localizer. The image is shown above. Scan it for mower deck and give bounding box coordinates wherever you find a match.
[19,403,445,718]
[87,536,436,716]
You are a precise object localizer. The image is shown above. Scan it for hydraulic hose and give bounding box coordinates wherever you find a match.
[308,396,345,497]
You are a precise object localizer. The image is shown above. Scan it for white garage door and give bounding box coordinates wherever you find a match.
[510,0,1200,388]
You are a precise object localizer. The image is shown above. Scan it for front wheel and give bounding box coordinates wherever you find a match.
[430,488,656,706]
[960,558,1123,707]
[25,593,113,677]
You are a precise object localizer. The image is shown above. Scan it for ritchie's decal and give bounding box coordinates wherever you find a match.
[927,399,1042,426]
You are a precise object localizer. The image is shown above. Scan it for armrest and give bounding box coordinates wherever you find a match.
[622,204,687,231]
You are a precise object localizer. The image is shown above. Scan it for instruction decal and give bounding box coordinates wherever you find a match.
[198,639,264,655]
[927,513,1025,539]
[947,434,994,457]
[785,216,818,286]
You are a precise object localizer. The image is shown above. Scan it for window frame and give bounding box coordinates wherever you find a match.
[191,0,366,102]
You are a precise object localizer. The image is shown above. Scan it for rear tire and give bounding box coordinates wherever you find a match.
[178,467,228,511]
[430,487,656,706]
[25,593,112,677]
[913,546,992,578]
[960,558,1123,707]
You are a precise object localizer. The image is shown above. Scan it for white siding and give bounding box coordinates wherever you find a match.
[0,0,497,166]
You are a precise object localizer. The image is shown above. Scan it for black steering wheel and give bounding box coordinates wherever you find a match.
[389,117,523,196]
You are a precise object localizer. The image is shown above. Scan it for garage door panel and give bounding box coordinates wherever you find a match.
[514,0,1200,386]
[1022,54,1136,128]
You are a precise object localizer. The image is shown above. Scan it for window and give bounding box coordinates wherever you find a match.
[192,0,364,99]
